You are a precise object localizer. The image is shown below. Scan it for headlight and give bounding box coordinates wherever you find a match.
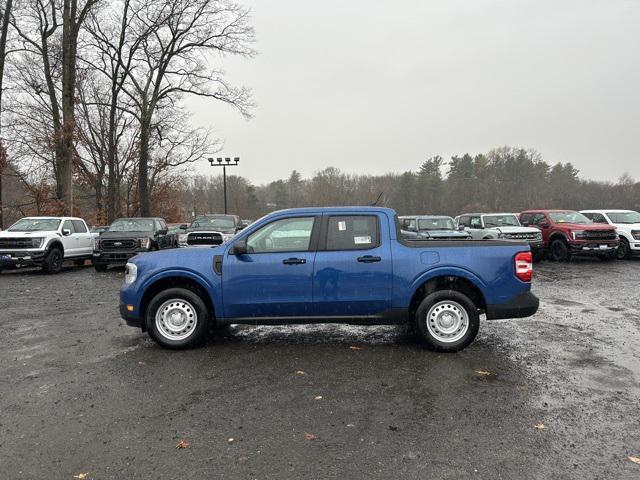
[31,237,44,248]
[632,230,640,241]
[536,232,543,240]
[139,238,151,249]
[94,238,101,250]
[222,233,235,243]
[124,263,137,284]
[571,230,585,240]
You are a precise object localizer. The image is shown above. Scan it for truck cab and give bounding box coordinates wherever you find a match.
[120,207,539,352]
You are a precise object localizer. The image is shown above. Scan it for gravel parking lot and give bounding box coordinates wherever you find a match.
[0,260,639,479]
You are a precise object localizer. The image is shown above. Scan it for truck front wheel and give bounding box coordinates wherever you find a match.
[549,239,571,262]
[42,247,64,274]
[617,238,630,260]
[414,291,479,352]
[146,287,210,349]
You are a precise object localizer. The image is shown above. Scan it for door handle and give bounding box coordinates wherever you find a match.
[357,255,381,263]
[283,258,306,265]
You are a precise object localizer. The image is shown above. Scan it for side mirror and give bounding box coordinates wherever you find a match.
[230,238,247,255]
[179,224,188,230]
[457,225,466,231]
[62,228,72,236]
[539,222,549,228]
[237,224,247,231]
[157,228,168,235]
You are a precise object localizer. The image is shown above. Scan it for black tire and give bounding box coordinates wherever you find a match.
[413,290,480,352]
[549,239,571,262]
[617,238,631,260]
[42,247,64,274]
[94,263,108,272]
[74,259,86,267]
[146,287,210,349]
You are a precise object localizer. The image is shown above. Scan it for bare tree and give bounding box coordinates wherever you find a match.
[0,0,13,228]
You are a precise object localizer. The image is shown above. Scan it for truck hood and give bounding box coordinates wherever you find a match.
[419,230,470,238]
[557,223,615,231]
[0,230,58,238]
[491,226,540,234]
[611,222,640,232]
[186,227,236,234]
[131,243,223,269]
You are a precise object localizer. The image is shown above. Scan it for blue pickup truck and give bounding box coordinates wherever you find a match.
[120,207,539,352]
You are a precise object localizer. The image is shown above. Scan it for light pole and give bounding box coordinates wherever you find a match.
[208,156,239,214]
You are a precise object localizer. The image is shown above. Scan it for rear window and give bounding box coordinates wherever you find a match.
[326,216,379,250]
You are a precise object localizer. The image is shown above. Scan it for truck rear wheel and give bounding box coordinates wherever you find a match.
[146,287,210,349]
[413,291,479,352]
[42,247,64,274]
[549,239,571,261]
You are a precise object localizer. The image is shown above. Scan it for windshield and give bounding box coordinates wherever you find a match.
[8,218,61,232]
[191,216,236,229]
[109,219,155,232]
[606,211,640,224]
[483,215,521,227]
[418,217,455,231]
[549,211,591,225]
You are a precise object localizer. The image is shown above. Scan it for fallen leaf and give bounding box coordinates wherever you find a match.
[314,396,323,400]
[629,456,640,465]
[534,423,545,430]
[295,370,306,375]
[346,424,355,428]
[73,474,89,480]
[388,425,399,431]
[176,439,190,449]
[227,438,235,444]
[349,346,363,350]
[475,369,493,376]
[304,432,318,441]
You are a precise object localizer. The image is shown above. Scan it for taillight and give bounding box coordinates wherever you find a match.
[515,251,533,282]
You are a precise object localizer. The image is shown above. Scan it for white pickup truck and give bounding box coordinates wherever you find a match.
[581,209,640,259]
[0,217,93,273]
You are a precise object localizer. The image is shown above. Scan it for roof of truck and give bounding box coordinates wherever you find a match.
[271,206,396,215]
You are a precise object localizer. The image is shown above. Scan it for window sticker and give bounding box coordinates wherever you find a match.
[354,236,371,244]
[338,221,347,231]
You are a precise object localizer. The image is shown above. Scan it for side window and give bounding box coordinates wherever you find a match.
[62,220,76,233]
[71,220,87,233]
[326,215,379,250]
[469,216,482,229]
[520,213,532,225]
[247,217,315,253]
[532,214,548,225]
[402,218,416,231]
[591,213,607,224]
[158,219,168,231]
[458,216,470,228]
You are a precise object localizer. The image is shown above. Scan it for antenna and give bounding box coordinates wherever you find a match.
[370,192,384,206]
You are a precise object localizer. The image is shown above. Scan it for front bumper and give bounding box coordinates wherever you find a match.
[486,291,539,320]
[0,250,46,267]
[119,302,143,328]
[568,240,619,255]
[93,250,144,265]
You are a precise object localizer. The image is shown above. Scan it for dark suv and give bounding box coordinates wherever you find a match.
[93,217,176,271]
[520,210,619,261]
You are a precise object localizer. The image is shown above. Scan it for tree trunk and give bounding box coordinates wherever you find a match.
[138,113,151,216]
[0,0,13,229]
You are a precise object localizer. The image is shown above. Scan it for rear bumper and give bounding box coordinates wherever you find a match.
[486,291,539,320]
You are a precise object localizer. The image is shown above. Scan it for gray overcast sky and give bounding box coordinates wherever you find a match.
[185,0,640,185]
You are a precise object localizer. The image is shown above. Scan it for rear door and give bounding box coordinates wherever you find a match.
[71,220,92,255]
[312,214,393,317]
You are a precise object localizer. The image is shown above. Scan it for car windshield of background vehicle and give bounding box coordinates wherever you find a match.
[191,217,236,229]
[7,218,61,232]
[549,211,592,224]
[607,211,640,224]
[483,215,521,227]
[109,219,155,232]
[418,218,455,231]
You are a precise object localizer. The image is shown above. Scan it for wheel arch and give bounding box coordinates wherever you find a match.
[549,231,569,243]
[139,274,215,331]
[45,238,64,254]
[409,274,487,319]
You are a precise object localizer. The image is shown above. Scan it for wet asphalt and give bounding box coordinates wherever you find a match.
[0,259,639,479]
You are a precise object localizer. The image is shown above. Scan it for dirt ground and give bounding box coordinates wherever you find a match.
[0,259,639,479]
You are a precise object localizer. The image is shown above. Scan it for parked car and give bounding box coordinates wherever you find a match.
[177,214,245,248]
[0,216,93,273]
[167,223,188,235]
[581,209,640,259]
[399,215,471,240]
[519,210,619,261]
[455,213,545,261]
[120,207,539,352]
[93,217,176,271]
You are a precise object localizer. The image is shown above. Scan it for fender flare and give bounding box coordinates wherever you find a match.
[409,266,490,301]
[44,238,64,254]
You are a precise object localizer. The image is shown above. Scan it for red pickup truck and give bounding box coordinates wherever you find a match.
[519,210,619,261]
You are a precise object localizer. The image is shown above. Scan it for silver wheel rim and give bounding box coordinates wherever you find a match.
[155,299,198,341]
[426,300,469,343]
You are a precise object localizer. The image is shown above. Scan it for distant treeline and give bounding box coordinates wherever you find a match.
[175,146,640,221]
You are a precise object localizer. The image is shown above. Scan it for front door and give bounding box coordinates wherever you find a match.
[222,215,319,319]
[313,214,393,317]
